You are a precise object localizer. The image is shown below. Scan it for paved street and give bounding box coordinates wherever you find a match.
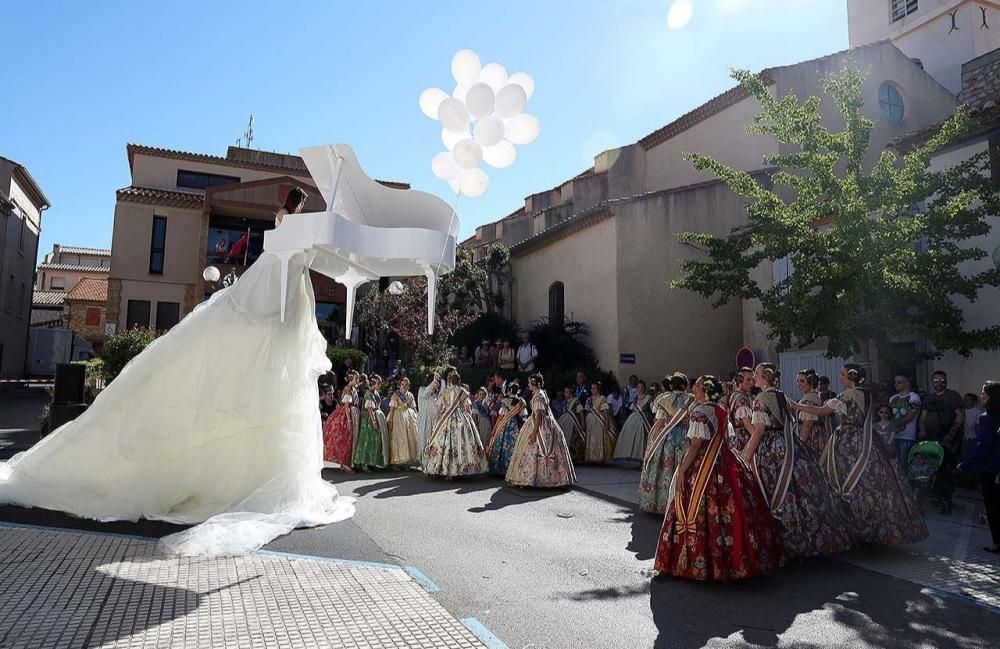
[1,465,999,648]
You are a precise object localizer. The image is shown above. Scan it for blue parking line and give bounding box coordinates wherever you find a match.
[403,565,441,592]
[460,618,510,649]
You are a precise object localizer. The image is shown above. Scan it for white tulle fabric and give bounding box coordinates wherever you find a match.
[0,251,355,555]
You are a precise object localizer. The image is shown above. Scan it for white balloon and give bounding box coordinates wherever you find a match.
[465,83,495,119]
[479,62,508,92]
[448,177,463,195]
[442,126,470,151]
[437,97,470,133]
[482,140,517,168]
[507,72,535,99]
[202,266,220,282]
[451,49,481,85]
[459,168,490,198]
[452,84,470,103]
[431,151,462,180]
[495,84,528,119]
[387,281,405,295]
[473,116,505,147]
[418,87,449,119]
[505,113,541,144]
[453,139,483,170]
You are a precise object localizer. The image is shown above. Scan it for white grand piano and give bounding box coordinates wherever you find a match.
[263,144,458,335]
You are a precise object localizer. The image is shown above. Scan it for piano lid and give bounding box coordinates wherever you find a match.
[300,144,459,237]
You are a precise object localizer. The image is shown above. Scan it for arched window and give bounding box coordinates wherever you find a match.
[548,281,564,328]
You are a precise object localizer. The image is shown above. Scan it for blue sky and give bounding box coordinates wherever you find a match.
[2,0,847,262]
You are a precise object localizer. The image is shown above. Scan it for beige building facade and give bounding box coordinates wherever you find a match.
[465,38,957,385]
[0,155,49,379]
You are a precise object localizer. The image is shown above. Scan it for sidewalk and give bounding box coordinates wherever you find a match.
[0,523,491,649]
[573,462,1000,611]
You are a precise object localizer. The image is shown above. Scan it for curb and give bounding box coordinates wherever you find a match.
[460,618,512,649]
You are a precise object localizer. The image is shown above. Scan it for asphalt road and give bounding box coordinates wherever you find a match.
[266,470,1000,649]
[2,468,998,649]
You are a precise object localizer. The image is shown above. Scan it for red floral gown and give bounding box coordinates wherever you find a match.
[323,387,356,466]
[654,401,783,581]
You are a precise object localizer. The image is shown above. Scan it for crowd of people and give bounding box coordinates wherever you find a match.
[315,358,1000,581]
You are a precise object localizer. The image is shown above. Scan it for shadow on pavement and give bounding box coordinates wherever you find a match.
[649,558,999,648]
[0,504,188,538]
[467,485,570,513]
[324,469,499,499]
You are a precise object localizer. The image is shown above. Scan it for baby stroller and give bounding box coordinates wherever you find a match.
[907,441,945,510]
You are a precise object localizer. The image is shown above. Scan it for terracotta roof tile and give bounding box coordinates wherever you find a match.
[57,245,111,256]
[65,277,108,303]
[116,186,205,208]
[32,290,66,306]
[37,263,110,273]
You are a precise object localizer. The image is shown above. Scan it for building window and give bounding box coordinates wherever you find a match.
[878,83,905,124]
[206,216,269,266]
[18,282,25,318]
[18,213,25,252]
[890,0,918,23]
[155,301,180,331]
[49,276,66,290]
[548,281,565,328]
[85,307,102,326]
[149,216,167,274]
[126,300,151,329]
[176,170,240,190]
[5,274,16,313]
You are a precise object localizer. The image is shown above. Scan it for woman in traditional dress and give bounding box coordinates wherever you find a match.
[416,372,440,461]
[795,369,828,455]
[727,368,754,452]
[558,386,587,463]
[486,382,527,475]
[506,374,577,488]
[353,375,390,471]
[654,375,783,581]
[614,380,652,461]
[422,371,488,478]
[640,374,694,514]
[584,383,616,463]
[386,377,420,468]
[740,363,853,558]
[473,387,495,447]
[323,370,359,471]
[789,364,928,546]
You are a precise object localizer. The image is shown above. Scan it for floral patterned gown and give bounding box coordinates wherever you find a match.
[654,401,783,581]
[798,389,828,456]
[353,389,390,469]
[486,396,526,475]
[584,395,616,463]
[505,391,577,488]
[558,398,587,463]
[639,392,692,514]
[422,386,488,477]
[727,389,753,452]
[822,388,928,545]
[387,390,420,467]
[323,386,355,466]
[750,389,853,558]
[613,394,652,461]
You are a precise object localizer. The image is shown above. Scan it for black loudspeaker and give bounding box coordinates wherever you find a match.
[53,363,86,405]
[49,403,88,432]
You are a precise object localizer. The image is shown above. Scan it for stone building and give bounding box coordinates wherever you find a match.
[464,38,958,386]
[0,155,49,379]
[64,277,109,354]
[30,244,111,327]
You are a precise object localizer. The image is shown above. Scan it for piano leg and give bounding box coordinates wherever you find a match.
[273,250,297,323]
[424,267,437,336]
[335,267,371,344]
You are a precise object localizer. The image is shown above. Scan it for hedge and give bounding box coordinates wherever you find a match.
[326,346,368,372]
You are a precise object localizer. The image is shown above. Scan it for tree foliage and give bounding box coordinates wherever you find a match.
[673,67,1000,362]
[101,327,160,382]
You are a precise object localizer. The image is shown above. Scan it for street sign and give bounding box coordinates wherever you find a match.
[736,346,755,369]
[619,353,636,365]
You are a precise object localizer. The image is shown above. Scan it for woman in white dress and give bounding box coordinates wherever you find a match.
[416,371,440,460]
[0,189,355,555]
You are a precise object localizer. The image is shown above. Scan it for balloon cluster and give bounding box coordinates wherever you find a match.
[420,49,541,198]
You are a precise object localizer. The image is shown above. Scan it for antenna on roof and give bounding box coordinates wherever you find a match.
[244,114,254,149]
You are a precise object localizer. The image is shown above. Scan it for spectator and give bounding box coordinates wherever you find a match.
[337,356,356,388]
[817,376,833,402]
[875,405,894,446]
[607,387,624,428]
[889,375,921,470]
[516,333,539,372]
[623,375,639,412]
[492,339,503,368]
[475,340,493,368]
[319,385,337,420]
[497,340,516,371]
[390,359,406,381]
[551,388,567,419]
[649,382,662,398]
[919,370,965,515]
[962,392,985,464]
[958,380,1000,553]
[574,371,591,402]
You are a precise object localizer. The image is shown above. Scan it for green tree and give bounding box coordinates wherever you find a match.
[673,67,1000,364]
[101,327,160,382]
